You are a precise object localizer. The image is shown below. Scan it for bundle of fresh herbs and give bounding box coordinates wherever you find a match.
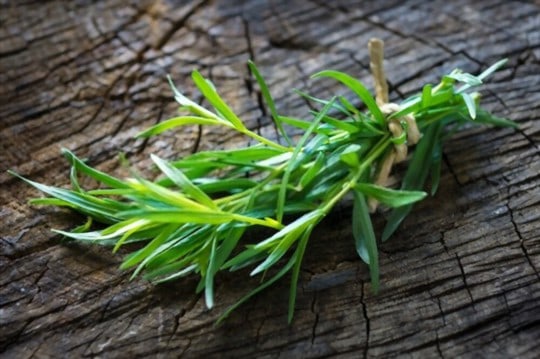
[11,39,516,323]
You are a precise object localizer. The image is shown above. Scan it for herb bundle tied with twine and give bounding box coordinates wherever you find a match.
[11,39,517,323]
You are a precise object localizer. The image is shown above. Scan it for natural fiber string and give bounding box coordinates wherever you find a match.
[367,38,421,212]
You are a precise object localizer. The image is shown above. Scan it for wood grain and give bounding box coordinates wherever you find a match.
[1,0,539,357]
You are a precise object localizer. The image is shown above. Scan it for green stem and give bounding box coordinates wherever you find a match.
[240,129,292,152]
[321,135,391,214]
[230,213,283,229]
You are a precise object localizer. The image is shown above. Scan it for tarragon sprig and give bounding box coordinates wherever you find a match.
[10,49,516,323]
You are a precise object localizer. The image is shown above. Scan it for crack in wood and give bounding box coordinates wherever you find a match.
[507,203,540,281]
[153,0,210,50]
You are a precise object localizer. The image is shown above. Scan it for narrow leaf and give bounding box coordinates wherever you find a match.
[421,84,432,108]
[288,224,313,323]
[250,225,304,276]
[276,99,335,222]
[62,149,129,189]
[445,71,482,87]
[382,121,443,241]
[352,190,379,292]
[217,255,296,325]
[478,58,508,81]
[475,109,518,128]
[137,116,222,138]
[430,138,443,196]
[312,70,385,125]
[298,152,325,189]
[205,233,219,308]
[192,71,247,130]
[355,183,427,208]
[248,61,292,145]
[151,154,217,209]
[461,93,477,119]
[120,224,178,270]
[118,209,234,224]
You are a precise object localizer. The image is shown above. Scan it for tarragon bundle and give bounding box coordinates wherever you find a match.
[11,40,516,323]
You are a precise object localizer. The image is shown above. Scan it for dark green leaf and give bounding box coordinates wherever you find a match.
[475,109,518,128]
[430,138,443,196]
[248,61,292,145]
[352,190,379,292]
[288,224,313,323]
[217,254,296,325]
[276,99,334,222]
[355,183,427,208]
[312,70,385,125]
[382,121,443,241]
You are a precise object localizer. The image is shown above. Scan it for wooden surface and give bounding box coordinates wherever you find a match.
[1,0,540,357]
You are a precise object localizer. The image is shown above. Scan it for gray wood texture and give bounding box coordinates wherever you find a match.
[1,0,539,357]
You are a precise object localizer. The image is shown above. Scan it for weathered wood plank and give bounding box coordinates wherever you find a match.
[1,0,539,357]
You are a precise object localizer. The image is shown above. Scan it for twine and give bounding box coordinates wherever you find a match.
[367,38,421,212]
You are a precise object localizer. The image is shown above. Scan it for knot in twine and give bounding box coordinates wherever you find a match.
[367,38,421,212]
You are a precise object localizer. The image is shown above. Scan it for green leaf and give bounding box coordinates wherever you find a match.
[475,109,518,128]
[276,98,334,222]
[62,149,129,189]
[352,190,379,292]
[312,70,385,126]
[118,208,234,224]
[222,245,266,271]
[250,222,307,276]
[205,233,219,308]
[192,70,247,131]
[382,121,444,241]
[69,164,82,193]
[151,264,198,283]
[294,89,350,116]
[255,210,322,250]
[319,114,359,133]
[339,144,362,168]
[138,225,208,276]
[137,116,222,138]
[126,178,209,211]
[120,223,178,270]
[151,154,217,210]
[461,93,477,119]
[421,84,432,108]
[478,59,507,81]
[430,138,443,196]
[29,198,75,207]
[212,226,246,270]
[9,171,125,223]
[248,61,292,145]
[298,152,325,189]
[196,178,257,193]
[217,254,297,325]
[53,218,153,245]
[445,70,482,87]
[167,75,222,120]
[354,183,427,208]
[288,224,313,323]
[71,217,93,234]
[339,95,360,115]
